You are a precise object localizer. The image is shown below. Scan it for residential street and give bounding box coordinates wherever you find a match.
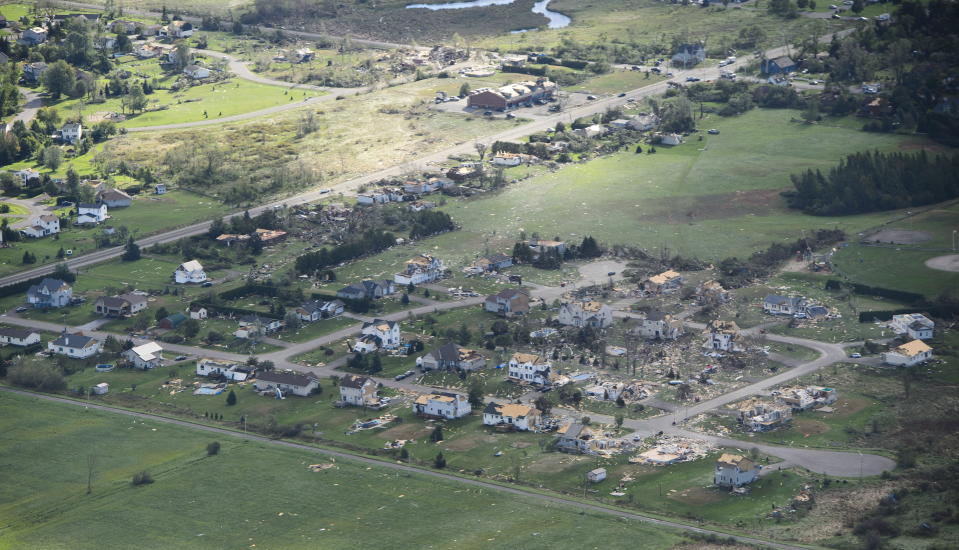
[0,28,853,289]
[1,272,896,477]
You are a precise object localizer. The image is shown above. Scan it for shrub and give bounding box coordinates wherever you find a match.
[206,442,221,456]
[131,470,154,486]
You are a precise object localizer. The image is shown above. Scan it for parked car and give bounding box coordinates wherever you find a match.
[201,281,214,287]
[850,353,862,358]
[685,76,700,82]
[618,92,627,97]
[174,355,188,361]
[586,95,597,100]
[14,306,28,313]
[707,129,720,134]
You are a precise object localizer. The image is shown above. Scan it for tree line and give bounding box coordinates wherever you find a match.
[294,230,396,275]
[784,150,959,216]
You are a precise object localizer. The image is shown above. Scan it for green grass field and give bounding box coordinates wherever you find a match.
[332,108,942,284]
[830,202,959,299]
[0,191,230,279]
[47,59,324,129]
[0,391,688,549]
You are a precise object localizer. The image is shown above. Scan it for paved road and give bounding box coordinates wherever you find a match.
[0,385,813,550]
[13,87,43,127]
[0,278,896,477]
[0,26,854,288]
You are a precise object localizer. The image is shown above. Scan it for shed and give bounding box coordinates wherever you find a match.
[587,468,607,482]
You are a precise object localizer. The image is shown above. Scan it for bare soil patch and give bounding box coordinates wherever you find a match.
[668,486,724,505]
[379,423,431,440]
[794,418,830,437]
[834,396,869,417]
[867,228,932,245]
[925,254,959,273]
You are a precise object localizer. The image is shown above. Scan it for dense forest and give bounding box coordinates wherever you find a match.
[784,151,959,215]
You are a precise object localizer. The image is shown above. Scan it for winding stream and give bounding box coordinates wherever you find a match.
[405,0,571,30]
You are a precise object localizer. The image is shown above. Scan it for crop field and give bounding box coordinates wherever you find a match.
[0,391,688,549]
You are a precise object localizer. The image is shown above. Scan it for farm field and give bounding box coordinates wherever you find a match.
[0,391,687,550]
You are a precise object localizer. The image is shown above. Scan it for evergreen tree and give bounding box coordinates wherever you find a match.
[430,425,444,443]
[433,452,446,469]
[122,237,141,261]
[226,389,237,406]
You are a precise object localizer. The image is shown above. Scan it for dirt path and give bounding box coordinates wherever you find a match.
[924,254,959,272]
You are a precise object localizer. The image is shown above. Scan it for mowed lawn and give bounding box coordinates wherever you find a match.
[0,391,684,550]
[49,68,324,129]
[830,202,959,299]
[429,109,938,263]
[0,191,230,278]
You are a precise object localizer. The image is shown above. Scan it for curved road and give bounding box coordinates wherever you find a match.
[1,275,895,477]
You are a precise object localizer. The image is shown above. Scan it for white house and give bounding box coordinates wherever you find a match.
[173,260,207,284]
[20,215,60,238]
[634,311,684,340]
[889,313,934,340]
[657,133,682,146]
[296,299,345,322]
[714,453,761,488]
[507,352,552,386]
[48,332,101,359]
[763,295,807,316]
[703,320,743,352]
[195,358,253,381]
[253,371,319,397]
[92,382,109,395]
[26,278,73,308]
[339,374,380,407]
[188,304,208,320]
[77,203,108,224]
[354,319,400,353]
[394,254,445,285]
[0,327,41,347]
[412,392,471,419]
[183,64,211,79]
[482,402,540,431]
[627,114,659,131]
[122,341,163,369]
[882,340,933,367]
[61,122,83,144]
[13,168,40,186]
[491,153,523,166]
[159,20,193,38]
[558,301,613,329]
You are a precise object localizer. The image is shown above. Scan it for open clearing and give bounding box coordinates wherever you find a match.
[866,228,933,245]
[925,254,959,272]
[0,391,686,549]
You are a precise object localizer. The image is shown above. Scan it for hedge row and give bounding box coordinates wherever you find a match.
[191,302,283,320]
[218,284,279,301]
